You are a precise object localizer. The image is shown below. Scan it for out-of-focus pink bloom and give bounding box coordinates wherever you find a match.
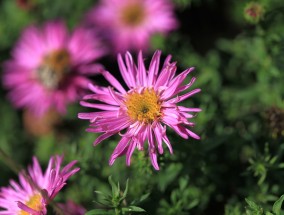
[16,0,36,10]
[0,155,80,214]
[3,21,106,117]
[79,50,201,170]
[86,0,178,53]
[58,200,86,215]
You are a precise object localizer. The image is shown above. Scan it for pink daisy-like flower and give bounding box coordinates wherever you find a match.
[0,155,79,214]
[2,21,105,117]
[78,50,201,170]
[86,0,178,53]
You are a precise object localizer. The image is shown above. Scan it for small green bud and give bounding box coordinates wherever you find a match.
[244,2,265,24]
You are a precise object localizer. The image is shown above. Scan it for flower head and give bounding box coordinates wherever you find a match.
[86,0,178,53]
[244,2,265,24]
[0,155,79,214]
[2,21,105,117]
[79,50,201,170]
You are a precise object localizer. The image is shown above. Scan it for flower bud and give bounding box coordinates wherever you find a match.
[244,2,265,24]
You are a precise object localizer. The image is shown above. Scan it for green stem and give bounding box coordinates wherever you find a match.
[115,207,122,215]
[0,147,22,173]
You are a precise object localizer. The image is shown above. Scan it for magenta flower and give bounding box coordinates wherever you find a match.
[79,50,201,170]
[86,0,178,53]
[2,21,105,117]
[0,155,79,214]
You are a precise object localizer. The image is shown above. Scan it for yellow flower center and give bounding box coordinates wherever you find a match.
[37,49,71,89]
[125,88,161,123]
[120,3,145,26]
[19,193,43,215]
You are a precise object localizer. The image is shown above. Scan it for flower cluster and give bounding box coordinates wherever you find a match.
[1,1,201,213]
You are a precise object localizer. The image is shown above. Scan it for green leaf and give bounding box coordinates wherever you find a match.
[245,198,262,212]
[95,190,112,199]
[85,209,114,215]
[117,181,121,197]
[130,193,150,205]
[128,206,146,212]
[272,195,284,215]
[245,198,256,209]
[108,176,119,198]
[139,193,150,202]
[122,206,146,213]
[121,178,129,201]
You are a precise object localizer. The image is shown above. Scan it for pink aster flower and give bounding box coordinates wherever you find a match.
[2,21,105,117]
[0,155,79,215]
[78,50,201,170]
[86,0,178,53]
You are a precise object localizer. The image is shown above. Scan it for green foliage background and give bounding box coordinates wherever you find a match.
[1,0,284,214]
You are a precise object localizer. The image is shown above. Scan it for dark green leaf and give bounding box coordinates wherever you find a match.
[85,209,114,215]
[272,195,284,215]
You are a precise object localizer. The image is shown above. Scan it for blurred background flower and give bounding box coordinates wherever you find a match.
[2,21,105,118]
[85,0,178,53]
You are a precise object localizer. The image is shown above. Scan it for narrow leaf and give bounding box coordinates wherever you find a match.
[108,176,118,197]
[272,195,284,215]
[85,209,114,215]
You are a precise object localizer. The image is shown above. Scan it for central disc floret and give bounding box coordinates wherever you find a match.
[19,193,43,215]
[121,4,145,26]
[37,49,71,89]
[125,88,161,123]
